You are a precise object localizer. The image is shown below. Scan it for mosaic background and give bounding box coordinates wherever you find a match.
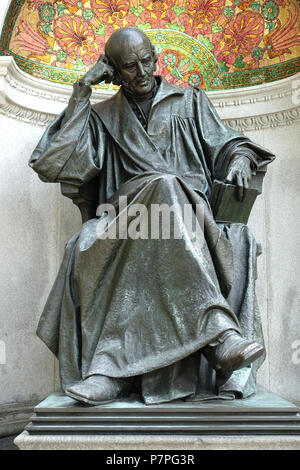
[0,0,300,90]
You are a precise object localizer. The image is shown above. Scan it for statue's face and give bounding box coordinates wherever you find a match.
[114,37,156,96]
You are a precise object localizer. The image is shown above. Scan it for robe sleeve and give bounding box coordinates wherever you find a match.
[29,82,107,186]
[193,88,275,180]
[215,138,276,181]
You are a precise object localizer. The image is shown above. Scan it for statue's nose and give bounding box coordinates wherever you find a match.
[137,62,146,77]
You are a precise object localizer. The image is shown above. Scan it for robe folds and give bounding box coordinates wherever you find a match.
[29,76,275,404]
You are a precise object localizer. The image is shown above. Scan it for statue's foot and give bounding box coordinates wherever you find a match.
[65,375,132,406]
[202,329,265,375]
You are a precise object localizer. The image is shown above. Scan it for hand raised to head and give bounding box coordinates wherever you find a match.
[79,54,115,87]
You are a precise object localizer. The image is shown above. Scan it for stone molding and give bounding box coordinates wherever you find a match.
[14,431,300,450]
[1,56,300,131]
[0,401,36,438]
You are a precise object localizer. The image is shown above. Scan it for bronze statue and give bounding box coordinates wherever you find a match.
[29,28,275,406]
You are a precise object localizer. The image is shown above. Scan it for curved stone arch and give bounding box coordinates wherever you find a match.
[0,0,300,91]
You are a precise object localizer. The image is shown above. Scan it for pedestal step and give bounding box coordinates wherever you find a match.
[25,386,300,436]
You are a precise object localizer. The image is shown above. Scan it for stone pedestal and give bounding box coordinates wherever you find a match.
[15,387,300,450]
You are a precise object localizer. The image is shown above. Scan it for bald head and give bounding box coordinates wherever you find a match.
[105,28,153,66]
[104,27,157,97]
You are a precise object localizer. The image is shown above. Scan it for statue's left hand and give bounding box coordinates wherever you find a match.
[79,54,115,86]
[225,156,252,201]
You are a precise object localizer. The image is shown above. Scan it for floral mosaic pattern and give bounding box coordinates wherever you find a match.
[0,0,300,90]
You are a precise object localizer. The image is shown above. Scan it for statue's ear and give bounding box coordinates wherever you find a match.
[152,45,159,72]
[109,64,122,86]
[112,72,122,86]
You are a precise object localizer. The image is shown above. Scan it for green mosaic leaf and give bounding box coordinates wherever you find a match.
[95,24,105,35]
[41,23,52,35]
[212,77,222,86]
[57,50,67,61]
[171,66,183,80]
[234,55,246,68]
[57,4,67,15]
[181,57,193,71]
[130,6,143,16]
[270,68,279,78]
[212,22,222,33]
[74,58,85,70]
[250,1,261,11]
[137,23,152,31]
[220,60,229,74]
[42,69,51,79]
[267,21,276,32]
[173,5,186,15]
[197,34,214,51]
[165,22,185,32]
[224,7,234,17]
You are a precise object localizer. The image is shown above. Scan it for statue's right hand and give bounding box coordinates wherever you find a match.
[79,55,115,87]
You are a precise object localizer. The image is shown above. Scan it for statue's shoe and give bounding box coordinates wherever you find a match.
[65,375,132,406]
[202,329,265,375]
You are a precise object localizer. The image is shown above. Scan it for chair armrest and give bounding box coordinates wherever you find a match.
[61,179,98,223]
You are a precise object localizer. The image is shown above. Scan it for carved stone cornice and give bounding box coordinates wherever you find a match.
[224,107,300,131]
[0,98,56,127]
[1,56,300,131]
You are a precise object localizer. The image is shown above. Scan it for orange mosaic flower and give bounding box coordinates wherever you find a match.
[54,14,95,57]
[264,9,300,58]
[223,11,264,56]
[91,0,130,23]
[13,15,48,56]
[187,0,226,25]
[213,11,264,66]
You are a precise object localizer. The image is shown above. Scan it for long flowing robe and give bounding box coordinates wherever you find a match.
[29,77,275,404]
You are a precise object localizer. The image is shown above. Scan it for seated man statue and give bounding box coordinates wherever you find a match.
[29,27,275,406]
